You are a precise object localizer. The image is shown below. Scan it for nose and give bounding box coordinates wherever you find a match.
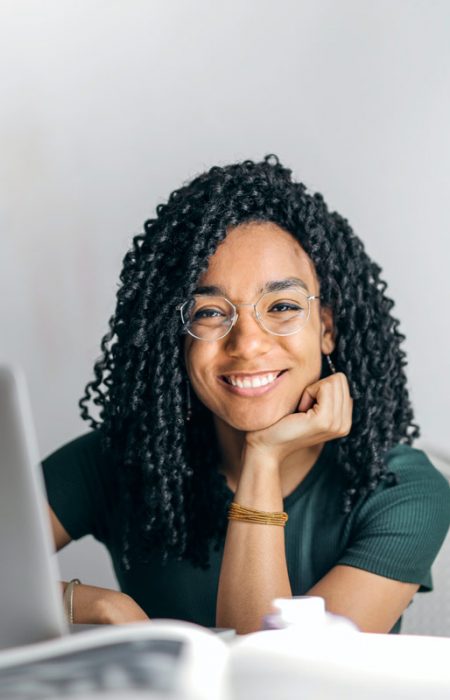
[223,305,274,358]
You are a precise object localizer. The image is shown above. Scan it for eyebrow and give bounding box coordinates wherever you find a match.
[193,277,310,296]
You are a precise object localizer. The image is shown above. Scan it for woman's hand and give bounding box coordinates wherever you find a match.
[62,582,150,624]
[244,372,353,466]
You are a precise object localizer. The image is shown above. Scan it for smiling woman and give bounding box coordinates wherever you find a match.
[42,155,450,634]
[183,223,333,434]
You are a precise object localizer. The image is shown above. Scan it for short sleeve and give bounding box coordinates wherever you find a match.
[41,431,113,544]
[338,446,450,591]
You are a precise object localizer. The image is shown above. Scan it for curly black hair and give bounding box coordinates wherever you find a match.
[79,154,419,569]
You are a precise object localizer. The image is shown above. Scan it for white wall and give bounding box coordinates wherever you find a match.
[1,0,449,587]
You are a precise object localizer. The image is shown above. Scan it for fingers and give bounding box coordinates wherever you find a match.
[298,373,353,439]
[245,373,354,463]
[298,385,316,413]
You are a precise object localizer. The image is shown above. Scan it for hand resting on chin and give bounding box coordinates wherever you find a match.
[244,372,353,467]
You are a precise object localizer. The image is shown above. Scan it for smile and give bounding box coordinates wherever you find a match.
[219,370,287,396]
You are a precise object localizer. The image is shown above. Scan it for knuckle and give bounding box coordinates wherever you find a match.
[319,414,334,433]
[339,421,352,437]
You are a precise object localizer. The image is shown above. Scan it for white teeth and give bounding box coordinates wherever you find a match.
[226,372,279,388]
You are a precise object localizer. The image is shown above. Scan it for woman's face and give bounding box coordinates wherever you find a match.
[184,222,335,432]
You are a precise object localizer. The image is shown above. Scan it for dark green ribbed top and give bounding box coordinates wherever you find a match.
[42,432,450,633]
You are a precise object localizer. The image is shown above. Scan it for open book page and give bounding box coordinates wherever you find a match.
[0,621,230,700]
[227,629,450,700]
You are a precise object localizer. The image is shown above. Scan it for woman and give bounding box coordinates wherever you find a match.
[44,155,450,634]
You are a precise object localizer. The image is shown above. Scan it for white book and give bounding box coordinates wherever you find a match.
[3,619,450,700]
[0,620,231,700]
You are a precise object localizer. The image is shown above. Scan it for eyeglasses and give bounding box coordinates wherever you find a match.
[177,289,321,341]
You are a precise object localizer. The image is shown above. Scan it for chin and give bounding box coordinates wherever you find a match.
[224,408,288,433]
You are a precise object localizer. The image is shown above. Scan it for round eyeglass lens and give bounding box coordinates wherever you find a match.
[256,290,310,335]
[182,296,235,340]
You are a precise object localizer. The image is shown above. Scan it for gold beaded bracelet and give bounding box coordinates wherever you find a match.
[228,502,288,527]
[63,578,81,624]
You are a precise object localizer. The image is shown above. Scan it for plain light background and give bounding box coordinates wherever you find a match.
[1,1,449,599]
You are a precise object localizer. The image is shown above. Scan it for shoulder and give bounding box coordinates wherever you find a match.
[355,443,450,537]
[43,429,103,460]
[42,430,111,486]
[43,430,103,466]
[42,430,115,542]
[384,443,449,488]
[381,443,450,511]
[339,444,450,587]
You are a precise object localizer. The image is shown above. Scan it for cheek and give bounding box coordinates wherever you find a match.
[284,331,322,370]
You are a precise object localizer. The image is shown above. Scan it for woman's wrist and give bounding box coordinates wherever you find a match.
[235,449,283,511]
[241,442,281,473]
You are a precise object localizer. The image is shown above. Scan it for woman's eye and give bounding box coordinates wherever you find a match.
[269,302,303,313]
[193,308,226,320]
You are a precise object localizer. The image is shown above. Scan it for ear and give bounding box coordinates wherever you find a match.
[320,306,335,355]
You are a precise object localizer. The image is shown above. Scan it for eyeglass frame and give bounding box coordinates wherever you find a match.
[176,290,321,342]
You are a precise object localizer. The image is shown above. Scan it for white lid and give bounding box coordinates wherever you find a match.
[272,596,326,627]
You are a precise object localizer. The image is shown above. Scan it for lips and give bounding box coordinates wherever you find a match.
[218,369,287,396]
[221,370,284,388]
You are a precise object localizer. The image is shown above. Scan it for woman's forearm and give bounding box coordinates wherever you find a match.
[216,455,292,633]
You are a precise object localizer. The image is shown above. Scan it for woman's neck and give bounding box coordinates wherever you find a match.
[214,415,324,497]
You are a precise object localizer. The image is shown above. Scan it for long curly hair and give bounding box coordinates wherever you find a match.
[79,155,419,569]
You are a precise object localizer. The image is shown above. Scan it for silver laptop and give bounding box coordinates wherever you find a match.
[0,364,68,649]
[0,365,232,700]
[0,365,233,648]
